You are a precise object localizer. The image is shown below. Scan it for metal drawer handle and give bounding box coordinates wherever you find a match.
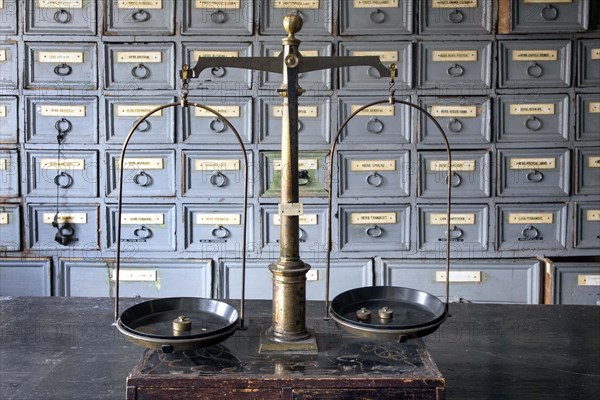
[448,9,464,24]
[445,172,462,187]
[54,63,72,76]
[447,64,465,77]
[133,225,152,239]
[53,9,72,24]
[365,224,383,238]
[209,118,227,133]
[367,66,382,79]
[366,172,383,187]
[526,62,544,78]
[133,171,152,187]
[54,171,74,189]
[211,225,230,239]
[210,66,226,78]
[55,118,73,134]
[298,120,304,132]
[369,9,386,24]
[525,115,543,131]
[447,118,463,133]
[299,227,306,240]
[211,9,226,24]
[131,63,150,79]
[521,225,540,240]
[54,223,75,246]
[445,225,464,240]
[134,119,151,132]
[132,9,150,22]
[209,171,228,187]
[366,117,384,134]
[526,169,544,183]
[541,4,559,21]
[298,170,310,186]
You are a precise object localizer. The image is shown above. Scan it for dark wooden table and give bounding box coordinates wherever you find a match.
[1,297,599,399]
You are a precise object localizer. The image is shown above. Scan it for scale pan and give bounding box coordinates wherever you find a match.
[329,286,447,341]
[117,297,239,352]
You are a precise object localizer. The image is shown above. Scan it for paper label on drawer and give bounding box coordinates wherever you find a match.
[510,104,554,115]
[271,50,319,57]
[40,105,86,117]
[508,213,553,224]
[195,213,240,225]
[0,159,6,170]
[273,214,317,226]
[116,52,162,63]
[587,156,600,168]
[591,49,600,60]
[195,159,240,171]
[354,0,398,8]
[37,0,83,8]
[0,1,4,8]
[0,213,8,225]
[351,51,398,63]
[589,102,600,114]
[430,105,477,118]
[116,105,162,117]
[195,0,240,8]
[0,106,6,118]
[436,271,481,283]
[429,160,476,172]
[38,52,84,64]
[272,106,318,118]
[510,158,556,170]
[273,159,318,170]
[430,213,475,225]
[118,0,162,9]
[586,210,600,221]
[43,213,87,224]
[351,160,396,172]
[121,213,164,225]
[121,158,164,170]
[273,0,319,9]
[432,0,478,8]
[195,105,240,118]
[351,105,395,116]
[0,49,6,62]
[351,212,396,225]
[111,269,157,282]
[432,50,478,62]
[194,50,238,59]
[512,50,558,61]
[578,275,600,286]
[40,159,85,170]
[524,0,572,3]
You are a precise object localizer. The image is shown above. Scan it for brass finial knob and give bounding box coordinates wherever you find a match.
[283,14,303,36]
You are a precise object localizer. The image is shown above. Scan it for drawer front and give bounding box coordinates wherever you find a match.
[339,204,410,252]
[498,40,572,88]
[26,150,99,197]
[218,259,373,300]
[106,149,176,197]
[106,203,176,251]
[577,94,600,141]
[260,97,330,145]
[0,259,51,297]
[105,43,174,90]
[0,204,21,251]
[337,96,411,144]
[26,97,98,144]
[419,96,491,144]
[25,42,97,90]
[379,259,541,304]
[339,42,412,90]
[418,150,491,198]
[552,264,600,305]
[498,149,570,197]
[259,41,331,91]
[420,0,492,34]
[0,0,18,34]
[575,203,600,249]
[340,0,413,35]
[578,39,600,86]
[183,150,253,198]
[419,41,492,89]
[0,149,19,197]
[339,150,410,198]
[260,151,329,198]
[576,147,600,195]
[106,96,175,144]
[0,43,18,88]
[105,0,176,35]
[510,0,589,33]
[260,0,333,35]
[497,203,567,250]
[25,0,96,35]
[417,204,489,251]
[0,97,18,144]
[496,94,569,143]
[182,97,253,144]
[28,203,100,250]
[182,0,253,35]
[58,259,211,297]
[183,204,253,252]
[183,42,253,90]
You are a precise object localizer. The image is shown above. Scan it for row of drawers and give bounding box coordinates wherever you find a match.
[1,202,598,252]
[0,0,596,36]
[2,39,599,90]
[2,93,599,145]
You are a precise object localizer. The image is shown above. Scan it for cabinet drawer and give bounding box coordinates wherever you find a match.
[337,96,411,144]
[106,203,176,251]
[26,150,98,197]
[182,97,252,144]
[418,41,492,89]
[379,259,541,304]
[498,149,570,197]
[0,43,17,89]
[497,203,567,250]
[28,203,100,250]
[25,0,96,35]
[418,150,491,198]
[105,43,174,90]
[260,0,333,35]
[339,0,413,35]
[420,0,492,34]
[25,42,97,90]
[182,0,253,35]
[575,203,600,249]
[578,39,600,86]
[339,204,410,252]
[0,149,19,197]
[546,259,600,305]
[26,97,98,144]
[496,94,569,142]
[0,97,18,144]
[575,147,600,195]
[417,204,489,251]
[510,0,589,33]
[339,42,412,90]
[0,0,17,34]
[419,96,491,144]
[260,151,329,198]
[0,204,21,251]
[104,0,175,35]
[58,259,211,297]
[498,40,572,88]
[577,94,600,141]
[339,150,410,198]
[106,149,176,197]
[259,97,330,145]
[0,259,51,297]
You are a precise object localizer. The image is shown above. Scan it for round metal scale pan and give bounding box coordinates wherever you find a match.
[117,297,239,352]
[329,286,447,341]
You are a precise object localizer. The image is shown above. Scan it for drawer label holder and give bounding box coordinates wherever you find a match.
[273,1,320,9]
[43,213,87,224]
[432,51,478,62]
[351,212,396,225]
[351,104,395,117]
[273,214,317,226]
[436,271,481,283]
[120,158,164,170]
[586,210,600,222]
[194,51,239,59]
[351,160,396,172]
[0,106,6,118]
[589,102,600,114]
[591,49,600,60]
[508,213,553,224]
[118,0,162,8]
[196,213,241,225]
[37,0,83,8]
[195,159,240,171]
[121,214,164,225]
[195,0,240,8]
[272,106,318,118]
[512,50,558,61]
[430,105,477,118]
[274,159,318,171]
[40,105,86,117]
[351,51,398,63]
[578,275,600,287]
[117,105,163,117]
[111,269,157,282]
[116,52,162,63]
[195,106,240,117]
[354,0,399,8]
[429,160,476,172]
[430,213,476,225]
[432,0,478,8]
[510,158,556,170]
[510,104,555,115]
[588,156,600,168]
[0,213,8,225]
[39,52,84,64]
[40,159,85,170]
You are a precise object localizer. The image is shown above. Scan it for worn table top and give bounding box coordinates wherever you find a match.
[1,297,599,400]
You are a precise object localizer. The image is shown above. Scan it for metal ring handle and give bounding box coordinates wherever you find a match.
[131,63,150,79]
[298,170,310,186]
[59,224,75,238]
[299,227,306,240]
[525,115,543,131]
[366,117,384,134]
[526,62,544,78]
[55,118,73,134]
[448,9,464,23]
[298,120,304,132]
[209,118,227,133]
[447,118,463,133]
[369,9,385,24]
[526,169,544,183]
[541,4,559,21]
[54,171,74,189]
[132,9,150,22]
[211,225,230,239]
[133,225,152,239]
[521,225,540,240]
[132,171,152,187]
[209,171,228,187]
[447,64,465,77]
[134,119,151,132]
[53,63,72,76]
[366,172,383,187]
[445,225,464,240]
[445,172,462,187]
[210,9,226,24]
[365,224,383,238]
[367,66,382,79]
[53,9,72,24]
[210,67,226,78]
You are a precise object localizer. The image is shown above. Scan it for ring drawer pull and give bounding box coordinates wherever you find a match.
[131,63,150,79]
[54,223,75,246]
[133,171,152,187]
[211,9,226,24]
[369,9,385,24]
[209,118,227,133]
[541,4,559,21]
[299,227,306,240]
[447,64,465,77]
[209,171,228,187]
[133,225,152,239]
[366,117,384,134]
[367,66,382,79]
[526,169,544,183]
[526,62,544,78]
[211,225,230,239]
[445,225,464,240]
[448,9,464,24]
[132,9,150,22]
[365,224,383,238]
[298,120,304,132]
[525,115,543,131]
[298,170,310,186]
[291,9,304,19]
[54,63,72,76]
[447,118,463,133]
[54,171,74,189]
[135,119,151,132]
[55,118,73,134]
[210,66,226,78]
[445,172,462,187]
[521,225,540,240]
[366,172,383,187]
[53,9,72,24]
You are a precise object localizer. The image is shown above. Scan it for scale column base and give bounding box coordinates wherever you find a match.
[259,327,318,354]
